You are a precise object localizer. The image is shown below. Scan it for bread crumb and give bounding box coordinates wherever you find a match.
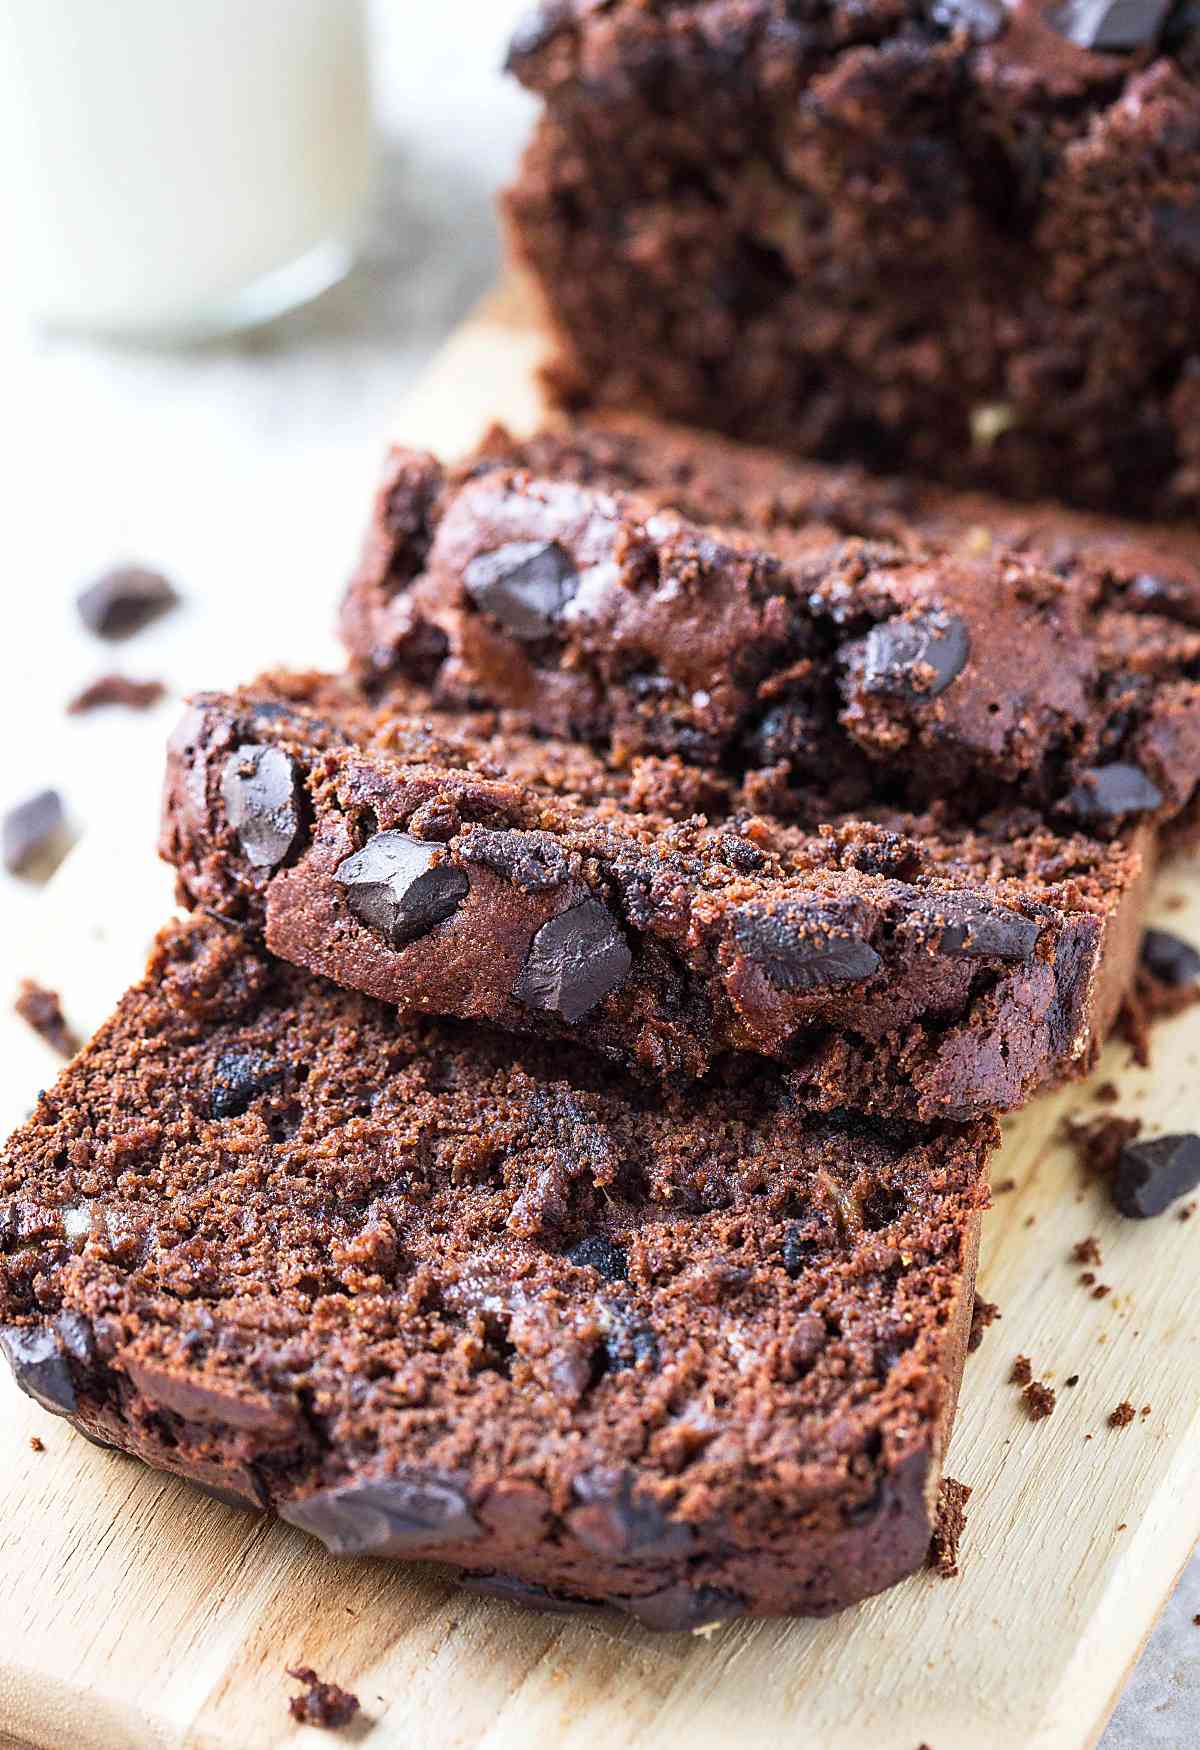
[1010,1355,1032,1386]
[1071,1236,1102,1266]
[927,1477,971,1579]
[1023,1382,1056,1421]
[286,1667,360,1730]
[14,980,80,1058]
[29,1436,45,1453]
[66,673,166,715]
[1109,1401,1136,1429]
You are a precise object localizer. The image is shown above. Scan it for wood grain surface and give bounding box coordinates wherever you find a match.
[1,287,1199,1750]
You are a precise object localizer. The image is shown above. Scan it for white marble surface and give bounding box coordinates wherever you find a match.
[0,1,1192,1741]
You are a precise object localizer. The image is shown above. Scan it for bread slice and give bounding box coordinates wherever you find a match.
[0,916,993,1625]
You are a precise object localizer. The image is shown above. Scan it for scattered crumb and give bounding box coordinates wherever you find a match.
[1023,1214,1036,1227]
[1023,1381,1057,1421]
[1192,1614,1200,1627]
[286,1667,361,1731]
[968,1296,1000,1353]
[67,673,166,715]
[1180,1203,1196,1222]
[14,980,80,1058]
[928,1478,972,1579]
[29,1436,44,1453]
[1072,1236,1102,1266]
[1010,1355,1033,1386]
[1109,1401,1136,1429]
[993,1177,1016,1195]
[1093,1081,1120,1104]
[1065,1374,1080,1388]
[1118,968,1200,1068]
[1116,1523,1128,1532]
[1062,1113,1142,1183]
[1141,1404,1152,1419]
[1091,1283,1112,1300]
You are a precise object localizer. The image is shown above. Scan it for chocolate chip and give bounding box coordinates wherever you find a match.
[1065,763,1163,823]
[615,1584,746,1633]
[461,1572,598,1617]
[929,0,1007,40]
[335,831,469,947]
[462,540,578,639]
[601,1306,660,1374]
[210,1048,284,1120]
[732,901,881,992]
[280,1473,481,1556]
[458,826,570,893]
[3,789,70,878]
[0,1323,77,1415]
[781,1224,819,1277]
[568,1469,694,1559]
[1050,0,1172,50]
[220,745,300,870]
[1112,1133,1200,1218]
[898,894,1039,962]
[567,1235,628,1281]
[1140,927,1200,986]
[76,565,178,639]
[860,611,970,700]
[513,898,632,1024]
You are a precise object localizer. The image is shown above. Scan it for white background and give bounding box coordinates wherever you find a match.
[0,3,1192,1739]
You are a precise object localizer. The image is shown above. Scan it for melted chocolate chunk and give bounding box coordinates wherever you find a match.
[567,1234,629,1281]
[281,1473,481,1556]
[616,1583,747,1633]
[3,789,69,879]
[1050,0,1173,50]
[220,745,300,870]
[463,540,578,639]
[733,901,881,992]
[1140,927,1200,986]
[0,1323,77,1415]
[1065,763,1164,823]
[1112,1133,1200,1218]
[458,826,570,893]
[860,612,970,701]
[335,831,469,946]
[210,1048,284,1120]
[898,895,1039,962]
[461,1571,598,1616]
[568,1468,694,1558]
[513,898,632,1023]
[76,565,178,640]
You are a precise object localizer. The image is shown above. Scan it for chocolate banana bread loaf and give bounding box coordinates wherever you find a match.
[161,672,1151,1117]
[504,0,1200,517]
[0,916,994,1625]
[341,417,1200,838]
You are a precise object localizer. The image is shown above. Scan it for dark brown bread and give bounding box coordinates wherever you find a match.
[161,671,1151,1118]
[340,417,1200,841]
[504,0,1200,517]
[0,917,994,1624]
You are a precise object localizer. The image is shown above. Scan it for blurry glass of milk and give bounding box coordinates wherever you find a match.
[0,0,372,340]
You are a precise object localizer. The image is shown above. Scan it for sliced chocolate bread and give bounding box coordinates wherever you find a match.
[160,672,1150,1118]
[0,916,994,1625]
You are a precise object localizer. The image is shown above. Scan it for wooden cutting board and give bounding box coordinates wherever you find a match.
[2,284,1200,1750]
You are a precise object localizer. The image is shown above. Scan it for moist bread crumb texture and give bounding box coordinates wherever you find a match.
[0,918,993,1625]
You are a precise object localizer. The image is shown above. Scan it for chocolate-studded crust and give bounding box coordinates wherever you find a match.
[503,0,1200,518]
[160,672,1151,1117]
[0,917,993,1624]
[339,418,1200,839]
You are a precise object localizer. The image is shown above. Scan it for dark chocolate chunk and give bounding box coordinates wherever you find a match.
[462,540,578,639]
[782,1224,819,1277]
[0,1324,77,1415]
[1050,0,1172,51]
[3,789,70,878]
[1065,763,1164,823]
[732,901,881,992]
[458,826,571,893]
[335,831,469,947]
[280,1472,481,1556]
[568,1468,694,1558]
[615,1583,746,1633]
[220,745,300,870]
[76,565,178,640]
[898,895,1039,962]
[1111,1133,1200,1218]
[210,1048,284,1120]
[860,612,970,701]
[461,1571,599,1616]
[513,897,632,1023]
[601,1305,660,1373]
[567,1235,629,1281]
[1140,927,1200,986]
[929,0,1007,40]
